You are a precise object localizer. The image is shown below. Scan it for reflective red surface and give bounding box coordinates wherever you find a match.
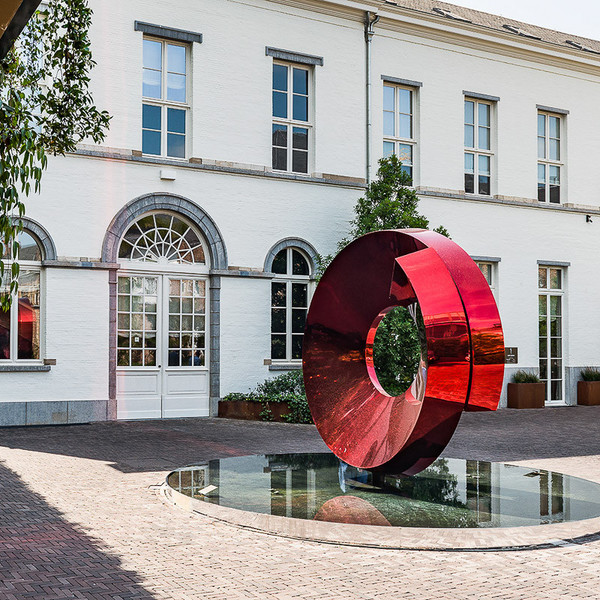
[314,496,391,526]
[303,230,504,473]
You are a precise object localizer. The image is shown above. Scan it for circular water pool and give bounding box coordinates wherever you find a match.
[166,453,600,530]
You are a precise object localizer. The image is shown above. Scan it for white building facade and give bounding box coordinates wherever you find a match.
[2,0,600,425]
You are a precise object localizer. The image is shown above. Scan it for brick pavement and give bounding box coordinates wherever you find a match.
[0,408,599,599]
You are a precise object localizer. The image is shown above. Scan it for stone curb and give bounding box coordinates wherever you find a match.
[161,475,600,552]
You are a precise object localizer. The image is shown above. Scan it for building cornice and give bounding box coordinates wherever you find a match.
[265,0,600,77]
[375,12,600,78]
[417,189,600,216]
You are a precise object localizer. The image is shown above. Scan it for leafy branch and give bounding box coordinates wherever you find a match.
[0,0,110,310]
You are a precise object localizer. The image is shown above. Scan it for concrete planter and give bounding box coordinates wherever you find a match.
[218,400,292,421]
[506,383,545,409]
[577,381,600,406]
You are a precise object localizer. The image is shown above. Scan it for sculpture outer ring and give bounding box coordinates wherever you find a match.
[302,229,504,472]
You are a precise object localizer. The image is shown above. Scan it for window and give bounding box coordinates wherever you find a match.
[538,266,564,403]
[476,262,494,291]
[0,231,43,362]
[538,112,562,203]
[383,84,415,182]
[142,38,189,158]
[118,213,206,264]
[475,260,499,301]
[271,248,311,361]
[464,99,493,195]
[272,63,311,174]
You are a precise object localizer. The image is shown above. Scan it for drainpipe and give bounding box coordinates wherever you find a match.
[365,11,379,185]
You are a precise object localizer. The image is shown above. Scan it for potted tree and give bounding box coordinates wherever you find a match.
[507,370,545,409]
[577,367,600,406]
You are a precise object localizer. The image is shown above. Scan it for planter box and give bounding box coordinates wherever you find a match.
[577,381,600,406]
[218,400,292,422]
[506,383,545,409]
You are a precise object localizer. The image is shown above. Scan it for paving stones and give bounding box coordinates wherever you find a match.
[0,410,599,599]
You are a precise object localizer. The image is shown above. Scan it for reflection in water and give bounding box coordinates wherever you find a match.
[314,496,391,526]
[467,460,492,523]
[167,453,600,529]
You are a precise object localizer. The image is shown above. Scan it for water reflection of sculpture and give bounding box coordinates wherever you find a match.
[303,230,505,475]
[264,453,478,528]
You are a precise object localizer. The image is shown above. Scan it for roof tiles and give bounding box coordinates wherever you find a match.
[382,0,600,55]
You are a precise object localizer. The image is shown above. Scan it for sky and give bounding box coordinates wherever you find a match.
[451,1,600,41]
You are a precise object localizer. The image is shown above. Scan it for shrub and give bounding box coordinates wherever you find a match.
[255,370,305,395]
[280,393,313,424]
[222,371,313,424]
[580,367,600,382]
[512,370,541,384]
[222,392,255,402]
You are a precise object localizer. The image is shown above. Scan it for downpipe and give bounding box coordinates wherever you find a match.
[365,11,380,185]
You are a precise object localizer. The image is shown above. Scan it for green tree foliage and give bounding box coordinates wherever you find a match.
[348,156,448,240]
[320,155,449,395]
[0,0,110,310]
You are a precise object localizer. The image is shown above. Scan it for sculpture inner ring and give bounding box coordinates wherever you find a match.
[303,230,504,474]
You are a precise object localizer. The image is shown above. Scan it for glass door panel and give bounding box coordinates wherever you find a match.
[538,289,563,403]
[167,278,207,367]
[117,275,159,367]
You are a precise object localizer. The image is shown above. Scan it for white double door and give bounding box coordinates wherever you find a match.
[116,271,209,419]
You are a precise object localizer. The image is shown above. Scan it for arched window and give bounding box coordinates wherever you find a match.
[270,247,312,362]
[118,213,206,265]
[1,230,43,362]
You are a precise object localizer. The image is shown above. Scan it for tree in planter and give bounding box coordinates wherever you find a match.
[318,155,449,395]
[0,0,110,310]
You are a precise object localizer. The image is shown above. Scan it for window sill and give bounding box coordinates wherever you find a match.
[0,364,51,372]
[269,363,302,371]
[141,153,188,162]
[71,148,366,188]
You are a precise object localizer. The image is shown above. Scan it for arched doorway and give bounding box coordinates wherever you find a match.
[113,211,211,419]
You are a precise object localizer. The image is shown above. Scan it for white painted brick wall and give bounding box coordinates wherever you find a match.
[5,0,600,410]
[1,269,109,402]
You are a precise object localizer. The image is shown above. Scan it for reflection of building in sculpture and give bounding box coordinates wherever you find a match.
[2,0,600,424]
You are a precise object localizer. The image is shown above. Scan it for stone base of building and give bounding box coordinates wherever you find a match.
[0,400,108,427]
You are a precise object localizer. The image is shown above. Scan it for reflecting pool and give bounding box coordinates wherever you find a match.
[167,453,600,528]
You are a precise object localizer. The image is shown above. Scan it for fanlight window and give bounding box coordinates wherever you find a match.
[118,214,206,265]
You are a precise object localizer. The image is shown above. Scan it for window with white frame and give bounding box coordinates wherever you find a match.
[142,37,189,158]
[464,99,493,195]
[271,248,312,361]
[272,63,311,174]
[0,231,43,362]
[537,112,563,203]
[474,260,500,303]
[476,261,494,290]
[538,266,564,403]
[383,84,416,182]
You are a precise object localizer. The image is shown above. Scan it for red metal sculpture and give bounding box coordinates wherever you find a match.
[303,230,504,475]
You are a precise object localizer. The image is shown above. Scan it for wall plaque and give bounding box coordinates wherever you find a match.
[505,347,518,364]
